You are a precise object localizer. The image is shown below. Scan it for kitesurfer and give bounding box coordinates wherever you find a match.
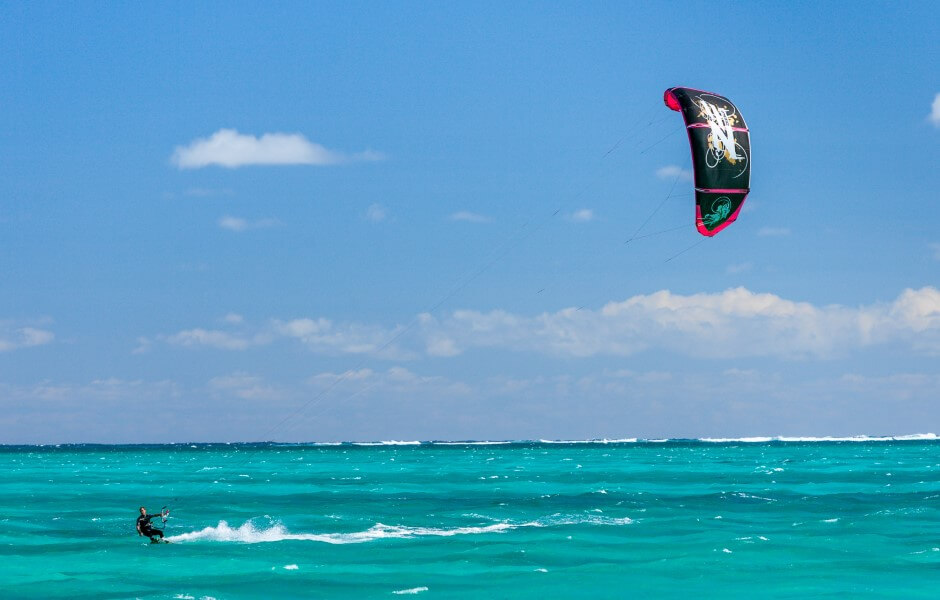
[136,506,166,543]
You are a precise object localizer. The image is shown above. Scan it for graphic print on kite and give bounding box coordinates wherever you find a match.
[664,87,751,236]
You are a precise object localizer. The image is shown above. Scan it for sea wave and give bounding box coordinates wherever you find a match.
[352,440,422,446]
[432,441,513,446]
[537,438,638,444]
[166,513,633,545]
[700,434,937,443]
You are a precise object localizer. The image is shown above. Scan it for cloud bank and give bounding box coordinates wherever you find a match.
[149,287,940,361]
[171,129,383,169]
[420,286,940,359]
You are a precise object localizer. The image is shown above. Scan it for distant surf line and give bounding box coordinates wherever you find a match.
[9,433,937,450]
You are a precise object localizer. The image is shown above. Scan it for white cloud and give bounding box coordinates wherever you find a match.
[568,209,594,222]
[18,327,54,347]
[726,262,753,274]
[0,323,54,352]
[888,287,940,337]
[218,215,281,232]
[163,328,267,351]
[930,93,940,127]
[307,368,375,385]
[656,165,693,181]
[273,318,412,359]
[308,366,471,396]
[154,315,409,359]
[758,227,790,237]
[418,286,940,359]
[449,211,491,223]
[171,129,383,169]
[365,203,387,222]
[426,335,460,357]
[132,336,152,355]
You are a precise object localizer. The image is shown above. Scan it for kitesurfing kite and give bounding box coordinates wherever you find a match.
[664,87,751,236]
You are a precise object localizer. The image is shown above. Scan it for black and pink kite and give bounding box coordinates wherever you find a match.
[664,87,751,236]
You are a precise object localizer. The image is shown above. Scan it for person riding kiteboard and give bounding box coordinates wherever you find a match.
[136,506,169,543]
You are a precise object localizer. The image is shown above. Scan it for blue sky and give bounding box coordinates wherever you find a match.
[1,2,938,443]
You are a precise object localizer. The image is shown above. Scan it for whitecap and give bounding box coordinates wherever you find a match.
[694,433,938,443]
[538,438,637,444]
[353,440,421,446]
[701,437,773,443]
[433,441,511,446]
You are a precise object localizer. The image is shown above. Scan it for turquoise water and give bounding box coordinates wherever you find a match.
[1,438,939,599]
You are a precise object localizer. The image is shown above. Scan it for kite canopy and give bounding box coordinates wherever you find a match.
[664,87,750,236]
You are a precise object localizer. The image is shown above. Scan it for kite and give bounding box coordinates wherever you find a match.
[664,87,751,236]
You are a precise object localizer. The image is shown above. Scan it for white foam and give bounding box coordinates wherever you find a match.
[353,440,421,446]
[537,438,638,444]
[433,441,512,445]
[283,564,298,570]
[701,437,773,443]
[167,513,633,545]
[732,492,776,502]
[167,520,515,544]
[392,587,428,595]
[732,433,937,443]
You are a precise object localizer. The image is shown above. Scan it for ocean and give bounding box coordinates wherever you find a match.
[1,437,938,599]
